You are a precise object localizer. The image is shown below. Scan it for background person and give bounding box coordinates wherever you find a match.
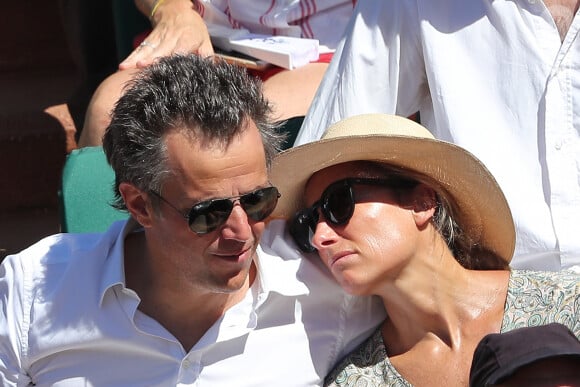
[271,114,580,386]
[78,0,356,146]
[0,55,382,386]
[469,323,580,387]
[295,0,580,271]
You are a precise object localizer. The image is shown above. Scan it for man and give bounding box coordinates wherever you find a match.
[296,0,580,271]
[0,55,382,386]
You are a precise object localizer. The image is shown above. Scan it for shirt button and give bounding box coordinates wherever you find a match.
[182,359,191,369]
[528,0,537,3]
[555,142,562,150]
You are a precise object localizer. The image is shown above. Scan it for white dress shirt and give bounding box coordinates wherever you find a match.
[0,219,383,386]
[297,0,580,271]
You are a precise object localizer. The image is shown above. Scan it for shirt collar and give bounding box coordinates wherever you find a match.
[253,219,310,300]
[97,218,310,307]
[98,218,142,306]
[253,246,308,300]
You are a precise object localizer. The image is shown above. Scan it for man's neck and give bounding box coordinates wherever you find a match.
[544,0,580,40]
[123,230,255,352]
[137,282,252,352]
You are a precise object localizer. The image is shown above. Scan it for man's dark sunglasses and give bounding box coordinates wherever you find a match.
[150,186,280,235]
[290,177,416,253]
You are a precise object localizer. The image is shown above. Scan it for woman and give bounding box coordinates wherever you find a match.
[269,114,580,386]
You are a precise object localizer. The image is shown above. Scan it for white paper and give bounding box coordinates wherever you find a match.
[208,26,319,70]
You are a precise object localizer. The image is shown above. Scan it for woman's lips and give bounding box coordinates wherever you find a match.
[328,250,354,267]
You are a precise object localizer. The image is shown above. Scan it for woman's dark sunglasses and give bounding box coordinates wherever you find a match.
[290,177,416,253]
[150,186,280,235]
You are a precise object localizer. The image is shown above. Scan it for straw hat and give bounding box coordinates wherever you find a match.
[270,113,515,263]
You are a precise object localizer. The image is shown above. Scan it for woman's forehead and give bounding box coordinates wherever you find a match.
[304,162,379,198]
[309,161,393,185]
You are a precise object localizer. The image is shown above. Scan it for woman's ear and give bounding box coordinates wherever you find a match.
[411,184,437,228]
[119,182,154,228]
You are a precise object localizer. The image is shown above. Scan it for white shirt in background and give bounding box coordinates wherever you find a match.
[297,0,580,271]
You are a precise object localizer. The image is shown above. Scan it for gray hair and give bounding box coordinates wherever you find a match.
[102,54,284,211]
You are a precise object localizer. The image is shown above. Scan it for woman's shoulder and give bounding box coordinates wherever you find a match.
[508,269,580,292]
[502,269,580,336]
[324,329,412,387]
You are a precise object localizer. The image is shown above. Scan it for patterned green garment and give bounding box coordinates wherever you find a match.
[325,270,580,387]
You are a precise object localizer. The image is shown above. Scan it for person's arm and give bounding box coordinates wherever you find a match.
[119,0,214,70]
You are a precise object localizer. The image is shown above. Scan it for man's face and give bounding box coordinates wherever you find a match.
[145,121,270,295]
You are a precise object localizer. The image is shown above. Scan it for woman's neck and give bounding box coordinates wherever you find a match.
[377,255,509,356]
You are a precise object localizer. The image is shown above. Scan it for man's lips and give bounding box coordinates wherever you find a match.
[214,247,252,262]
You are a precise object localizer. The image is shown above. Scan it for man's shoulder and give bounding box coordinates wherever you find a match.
[2,220,127,283]
[5,232,97,271]
[259,219,340,290]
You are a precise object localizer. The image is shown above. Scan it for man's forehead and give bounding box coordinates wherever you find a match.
[161,124,268,196]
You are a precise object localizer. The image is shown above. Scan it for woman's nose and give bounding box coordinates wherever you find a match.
[310,218,340,251]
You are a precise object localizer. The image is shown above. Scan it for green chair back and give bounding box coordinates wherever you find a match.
[59,146,128,233]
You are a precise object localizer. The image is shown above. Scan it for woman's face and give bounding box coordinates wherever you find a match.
[303,162,426,295]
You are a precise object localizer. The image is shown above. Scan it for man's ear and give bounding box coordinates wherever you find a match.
[119,182,154,228]
[411,184,437,229]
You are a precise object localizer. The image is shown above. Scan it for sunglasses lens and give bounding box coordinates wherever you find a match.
[241,187,280,221]
[188,187,279,234]
[289,208,318,253]
[188,199,233,234]
[289,181,356,253]
[324,183,355,225]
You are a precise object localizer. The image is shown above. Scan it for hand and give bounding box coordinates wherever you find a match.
[119,0,214,70]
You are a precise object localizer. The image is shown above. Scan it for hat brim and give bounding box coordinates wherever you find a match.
[270,134,515,264]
